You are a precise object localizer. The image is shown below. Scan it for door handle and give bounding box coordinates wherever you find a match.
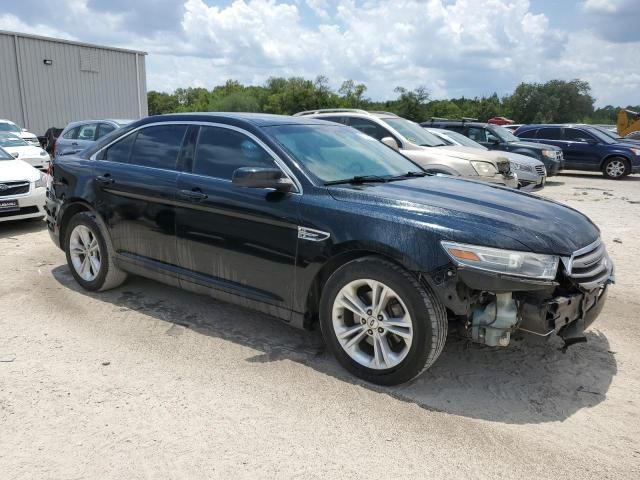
[71,142,78,146]
[178,189,208,201]
[95,174,114,185]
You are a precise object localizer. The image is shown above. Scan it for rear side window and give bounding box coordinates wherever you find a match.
[347,118,389,141]
[537,128,562,140]
[193,126,276,179]
[516,128,537,139]
[96,123,116,139]
[129,125,188,170]
[62,127,80,139]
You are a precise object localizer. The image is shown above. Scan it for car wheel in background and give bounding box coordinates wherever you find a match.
[64,212,127,291]
[319,256,447,385]
[602,157,629,179]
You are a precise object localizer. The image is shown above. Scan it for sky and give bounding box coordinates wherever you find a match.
[1,0,638,106]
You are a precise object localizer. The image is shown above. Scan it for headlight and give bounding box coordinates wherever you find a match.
[630,147,640,156]
[510,162,533,172]
[470,161,498,177]
[35,173,47,189]
[542,149,557,158]
[441,241,559,280]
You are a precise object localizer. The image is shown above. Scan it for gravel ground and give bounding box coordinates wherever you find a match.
[1,172,639,479]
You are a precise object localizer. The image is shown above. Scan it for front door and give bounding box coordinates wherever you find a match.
[93,123,189,268]
[174,125,299,312]
[562,128,601,170]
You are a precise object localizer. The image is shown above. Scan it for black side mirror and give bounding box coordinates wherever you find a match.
[232,167,295,192]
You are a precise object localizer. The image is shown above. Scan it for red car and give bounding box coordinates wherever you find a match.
[487,116,514,125]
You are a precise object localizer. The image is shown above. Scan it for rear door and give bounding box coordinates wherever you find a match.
[562,128,600,170]
[93,123,188,270]
[174,124,299,312]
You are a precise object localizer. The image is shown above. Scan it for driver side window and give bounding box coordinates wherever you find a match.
[467,127,488,143]
[193,126,277,180]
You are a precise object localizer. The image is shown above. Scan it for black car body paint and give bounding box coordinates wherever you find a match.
[46,113,613,349]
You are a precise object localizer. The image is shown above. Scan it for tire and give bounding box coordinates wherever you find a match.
[602,157,629,179]
[319,256,447,386]
[64,212,127,291]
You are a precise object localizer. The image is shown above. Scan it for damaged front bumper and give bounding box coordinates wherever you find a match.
[426,260,614,348]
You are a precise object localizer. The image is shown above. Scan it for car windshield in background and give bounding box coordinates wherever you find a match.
[266,124,421,183]
[384,118,447,147]
[0,147,13,160]
[490,125,520,142]
[0,122,21,133]
[0,133,28,147]
[440,129,487,150]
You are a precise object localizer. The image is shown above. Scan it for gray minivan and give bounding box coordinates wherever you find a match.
[55,119,132,157]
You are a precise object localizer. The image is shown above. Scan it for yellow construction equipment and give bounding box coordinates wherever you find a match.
[617,109,640,137]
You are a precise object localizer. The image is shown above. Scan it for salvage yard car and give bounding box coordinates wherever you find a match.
[425,119,564,176]
[515,124,640,179]
[46,113,614,385]
[425,127,546,189]
[55,119,132,157]
[294,109,518,188]
[0,133,50,170]
[0,118,41,147]
[0,146,47,222]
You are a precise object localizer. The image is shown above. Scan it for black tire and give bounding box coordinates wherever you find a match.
[602,157,629,179]
[64,212,127,291]
[319,256,447,385]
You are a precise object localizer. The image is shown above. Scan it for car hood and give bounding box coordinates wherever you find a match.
[328,175,599,255]
[429,145,510,163]
[508,140,561,151]
[494,151,543,167]
[0,160,40,181]
[2,145,46,158]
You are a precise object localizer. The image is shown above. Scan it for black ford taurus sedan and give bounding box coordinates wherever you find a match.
[45,113,614,385]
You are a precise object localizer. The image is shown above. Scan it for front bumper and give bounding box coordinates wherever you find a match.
[0,186,46,222]
[518,286,608,340]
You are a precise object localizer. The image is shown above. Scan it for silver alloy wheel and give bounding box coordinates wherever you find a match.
[606,159,626,177]
[332,279,413,370]
[69,225,102,282]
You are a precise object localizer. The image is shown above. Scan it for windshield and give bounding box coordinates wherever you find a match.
[591,126,622,141]
[0,133,28,147]
[489,125,520,142]
[266,124,422,183]
[383,118,447,147]
[434,129,487,150]
[0,147,13,160]
[0,122,21,133]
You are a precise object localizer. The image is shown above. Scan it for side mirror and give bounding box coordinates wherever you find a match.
[11,152,19,158]
[581,138,598,145]
[232,167,294,192]
[381,137,399,150]
[487,135,500,144]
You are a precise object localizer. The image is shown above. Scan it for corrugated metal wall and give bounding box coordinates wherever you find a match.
[0,31,147,135]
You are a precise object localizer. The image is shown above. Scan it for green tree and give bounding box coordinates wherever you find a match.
[147,91,179,115]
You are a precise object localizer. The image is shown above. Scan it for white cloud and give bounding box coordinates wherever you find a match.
[0,0,637,105]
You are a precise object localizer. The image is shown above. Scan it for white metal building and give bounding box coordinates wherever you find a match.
[0,30,148,135]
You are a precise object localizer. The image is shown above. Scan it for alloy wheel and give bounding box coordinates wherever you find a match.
[69,225,102,281]
[331,279,413,370]
[606,160,626,178]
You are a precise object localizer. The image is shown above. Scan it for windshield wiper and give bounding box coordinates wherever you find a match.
[388,171,428,181]
[324,175,390,186]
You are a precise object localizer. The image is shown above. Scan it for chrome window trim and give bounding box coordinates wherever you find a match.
[90,120,303,194]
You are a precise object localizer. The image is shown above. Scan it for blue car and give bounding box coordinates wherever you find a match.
[515,124,640,179]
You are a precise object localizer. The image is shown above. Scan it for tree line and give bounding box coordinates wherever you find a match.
[147,77,635,125]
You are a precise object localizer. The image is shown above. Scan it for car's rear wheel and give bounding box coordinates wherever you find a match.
[319,256,447,385]
[64,212,127,291]
[602,157,629,179]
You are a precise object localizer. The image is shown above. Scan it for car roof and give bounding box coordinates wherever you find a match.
[140,112,335,127]
[422,120,489,127]
[294,109,399,120]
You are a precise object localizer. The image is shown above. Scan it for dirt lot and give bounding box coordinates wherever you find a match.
[1,172,639,479]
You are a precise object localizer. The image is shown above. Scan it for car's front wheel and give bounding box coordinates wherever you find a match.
[602,157,629,179]
[64,212,127,291]
[319,256,447,385]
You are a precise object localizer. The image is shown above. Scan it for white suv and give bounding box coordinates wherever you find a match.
[294,109,517,188]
